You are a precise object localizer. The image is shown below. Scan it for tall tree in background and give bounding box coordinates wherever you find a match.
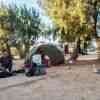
[0,5,13,55]
[14,5,41,57]
[41,0,91,42]
[40,0,92,57]
[0,4,42,58]
[84,0,100,57]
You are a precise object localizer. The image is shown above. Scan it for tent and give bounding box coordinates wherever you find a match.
[25,44,64,66]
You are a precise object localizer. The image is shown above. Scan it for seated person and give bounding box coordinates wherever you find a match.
[0,49,12,73]
[25,53,47,76]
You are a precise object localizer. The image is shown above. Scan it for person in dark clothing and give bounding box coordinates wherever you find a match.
[0,50,12,73]
[64,44,69,54]
[25,62,37,77]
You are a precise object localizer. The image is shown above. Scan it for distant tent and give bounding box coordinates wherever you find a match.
[25,44,64,66]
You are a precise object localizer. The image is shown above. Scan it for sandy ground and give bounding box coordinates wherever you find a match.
[0,64,100,100]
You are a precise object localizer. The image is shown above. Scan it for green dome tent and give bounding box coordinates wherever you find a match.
[25,44,64,66]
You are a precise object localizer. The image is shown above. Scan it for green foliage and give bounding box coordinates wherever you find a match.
[40,0,94,43]
[0,4,45,57]
[0,4,43,41]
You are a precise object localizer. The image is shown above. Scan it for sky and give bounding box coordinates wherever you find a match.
[0,0,36,7]
[0,0,43,15]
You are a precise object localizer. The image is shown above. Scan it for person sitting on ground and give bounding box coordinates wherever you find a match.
[0,49,13,73]
[25,51,47,76]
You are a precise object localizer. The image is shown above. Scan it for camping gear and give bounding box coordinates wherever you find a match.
[25,44,64,66]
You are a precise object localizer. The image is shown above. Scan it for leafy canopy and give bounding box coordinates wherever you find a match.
[41,0,91,42]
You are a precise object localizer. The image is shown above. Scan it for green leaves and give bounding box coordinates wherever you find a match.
[41,0,88,42]
[0,4,43,41]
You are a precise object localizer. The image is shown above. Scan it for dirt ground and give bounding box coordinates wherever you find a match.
[0,64,100,100]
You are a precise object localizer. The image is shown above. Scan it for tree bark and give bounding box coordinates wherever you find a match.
[68,38,80,62]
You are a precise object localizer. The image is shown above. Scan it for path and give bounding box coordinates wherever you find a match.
[0,65,100,100]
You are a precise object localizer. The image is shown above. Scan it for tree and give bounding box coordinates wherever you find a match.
[0,5,13,55]
[84,0,100,58]
[0,4,42,58]
[40,0,92,57]
[42,0,100,60]
[41,0,92,42]
[14,5,41,57]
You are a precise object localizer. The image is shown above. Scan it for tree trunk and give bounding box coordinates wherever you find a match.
[92,1,100,59]
[24,42,30,58]
[69,38,80,62]
[15,40,30,59]
[16,43,25,59]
